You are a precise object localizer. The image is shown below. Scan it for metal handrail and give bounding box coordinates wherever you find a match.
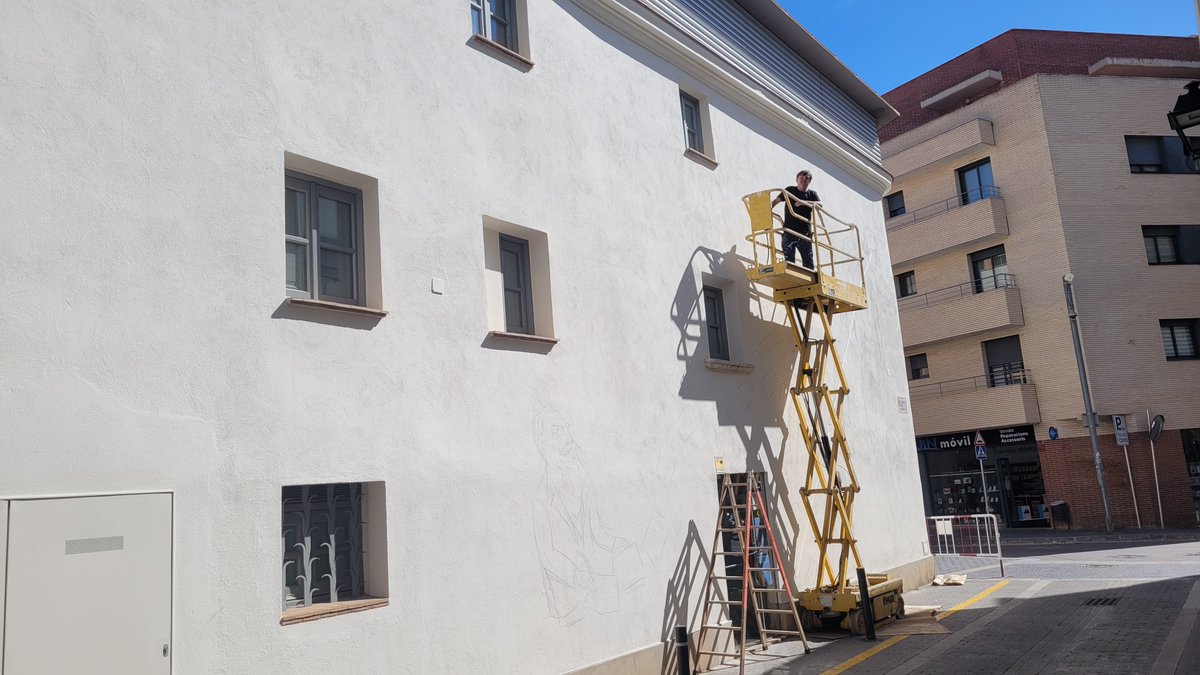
[886,185,1002,231]
[898,273,1017,311]
[909,367,1032,399]
[743,190,865,287]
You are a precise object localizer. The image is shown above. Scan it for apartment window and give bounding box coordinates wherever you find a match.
[885,192,906,218]
[703,286,730,361]
[1161,319,1198,360]
[957,158,996,204]
[907,353,929,380]
[1125,136,1195,174]
[281,482,388,623]
[970,245,1008,293]
[1144,225,1200,264]
[983,335,1025,386]
[471,0,518,51]
[680,92,704,154]
[500,234,534,334]
[895,271,917,298]
[286,172,365,306]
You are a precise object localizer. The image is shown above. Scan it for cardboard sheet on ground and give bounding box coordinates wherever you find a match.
[932,574,967,586]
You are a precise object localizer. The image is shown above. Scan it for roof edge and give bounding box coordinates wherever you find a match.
[735,0,899,128]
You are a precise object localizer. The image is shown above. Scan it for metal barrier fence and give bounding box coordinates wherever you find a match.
[926,515,1005,577]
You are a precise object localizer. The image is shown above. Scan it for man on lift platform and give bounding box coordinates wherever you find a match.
[772,170,821,270]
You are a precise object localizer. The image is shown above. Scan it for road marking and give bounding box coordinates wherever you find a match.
[821,636,907,675]
[820,580,1010,675]
[1150,579,1200,675]
[888,580,1045,675]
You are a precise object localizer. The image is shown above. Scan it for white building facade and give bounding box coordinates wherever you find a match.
[0,1,928,673]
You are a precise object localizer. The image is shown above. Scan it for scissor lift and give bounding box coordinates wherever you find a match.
[741,190,904,635]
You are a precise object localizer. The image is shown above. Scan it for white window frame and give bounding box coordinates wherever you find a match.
[472,0,521,53]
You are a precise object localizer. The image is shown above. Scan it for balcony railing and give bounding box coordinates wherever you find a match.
[898,273,1017,312]
[910,367,1032,400]
[886,186,1002,231]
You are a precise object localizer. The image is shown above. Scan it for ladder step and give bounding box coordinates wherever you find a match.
[760,629,806,636]
[748,567,780,572]
[709,600,743,605]
[756,608,797,614]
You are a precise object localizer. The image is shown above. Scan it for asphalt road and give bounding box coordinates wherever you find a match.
[713,538,1200,674]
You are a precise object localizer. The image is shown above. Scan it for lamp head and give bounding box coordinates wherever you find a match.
[1169,81,1200,132]
[1063,273,1075,284]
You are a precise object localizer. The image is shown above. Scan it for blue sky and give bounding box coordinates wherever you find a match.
[779,0,1199,94]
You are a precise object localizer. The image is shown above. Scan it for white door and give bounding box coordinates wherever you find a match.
[4,493,172,675]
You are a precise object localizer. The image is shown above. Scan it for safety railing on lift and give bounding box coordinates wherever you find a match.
[742,189,865,290]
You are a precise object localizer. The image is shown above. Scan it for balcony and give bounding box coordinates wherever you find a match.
[908,369,1041,437]
[885,118,995,180]
[886,187,1008,266]
[898,274,1024,348]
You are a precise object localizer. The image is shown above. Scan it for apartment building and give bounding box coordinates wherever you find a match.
[880,30,1200,531]
[0,2,927,673]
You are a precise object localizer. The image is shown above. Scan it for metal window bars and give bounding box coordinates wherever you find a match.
[281,483,365,610]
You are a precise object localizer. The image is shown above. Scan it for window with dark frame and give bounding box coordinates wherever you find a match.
[970,245,1008,293]
[285,172,364,306]
[470,0,518,51]
[680,92,704,154]
[907,353,929,380]
[281,483,367,610]
[1125,136,1195,174]
[983,335,1026,386]
[1161,319,1198,360]
[500,234,534,334]
[895,271,917,298]
[957,158,996,205]
[702,286,730,361]
[1144,225,1200,264]
[885,192,906,218]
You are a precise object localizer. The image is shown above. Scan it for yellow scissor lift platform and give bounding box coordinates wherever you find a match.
[742,189,903,635]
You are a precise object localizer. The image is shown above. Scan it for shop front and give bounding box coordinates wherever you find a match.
[916,425,1048,527]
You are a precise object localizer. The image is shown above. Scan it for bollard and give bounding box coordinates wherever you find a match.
[674,625,690,675]
[856,567,877,641]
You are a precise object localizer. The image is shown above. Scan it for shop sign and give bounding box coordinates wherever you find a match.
[916,425,1036,452]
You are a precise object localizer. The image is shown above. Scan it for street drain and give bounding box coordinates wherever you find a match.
[1084,598,1120,606]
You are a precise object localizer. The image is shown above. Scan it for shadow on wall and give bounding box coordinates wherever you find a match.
[668,245,815,667]
[658,521,708,675]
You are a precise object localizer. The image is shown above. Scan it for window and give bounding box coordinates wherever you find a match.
[907,353,929,380]
[500,234,534,334]
[483,216,555,341]
[1125,136,1195,174]
[286,172,365,306]
[895,271,917,298]
[281,482,388,623]
[471,0,518,51]
[680,92,704,154]
[970,245,1008,293]
[703,286,730,360]
[1144,225,1200,264]
[885,192,906,218]
[983,335,1025,386]
[957,158,996,204]
[1161,319,1198,360]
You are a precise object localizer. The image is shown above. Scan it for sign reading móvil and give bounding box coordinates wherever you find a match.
[916,425,1036,452]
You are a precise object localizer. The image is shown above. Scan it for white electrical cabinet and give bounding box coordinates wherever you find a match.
[2,493,172,674]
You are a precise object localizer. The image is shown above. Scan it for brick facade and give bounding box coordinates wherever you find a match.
[1039,431,1195,530]
[880,30,1200,141]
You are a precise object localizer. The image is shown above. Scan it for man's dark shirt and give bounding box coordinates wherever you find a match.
[782,186,820,230]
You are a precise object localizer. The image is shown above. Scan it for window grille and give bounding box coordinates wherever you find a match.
[281,483,366,610]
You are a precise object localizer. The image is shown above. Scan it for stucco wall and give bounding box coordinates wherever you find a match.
[0,1,925,673]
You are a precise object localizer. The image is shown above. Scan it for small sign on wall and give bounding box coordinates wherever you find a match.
[714,456,726,472]
[897,396,909,414]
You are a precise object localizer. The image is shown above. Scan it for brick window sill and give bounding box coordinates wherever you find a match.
[471,34,534,69]
[286,297,389,317]
[705,358,755,374]
[281,597,388,625]
[487,330,559,346]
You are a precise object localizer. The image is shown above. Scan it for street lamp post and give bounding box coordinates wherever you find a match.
[1062,274,1114,532]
